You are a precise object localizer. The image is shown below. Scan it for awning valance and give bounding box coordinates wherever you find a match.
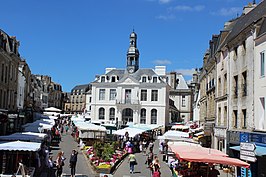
[0,141,41,151]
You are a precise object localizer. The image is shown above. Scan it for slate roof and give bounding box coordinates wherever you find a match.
[258,17,266,37]
[226,0,266,44]
[72,84,90,91]
[94,68,159,83]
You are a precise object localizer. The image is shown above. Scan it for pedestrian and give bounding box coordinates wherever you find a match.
[65,124,69,134]
[146,150,153,168]
[128,152,137,174]
[142,139,147,154]
[56,151,64,177]
[69,149,78,177]
[149,141,154,153]
[139,141,143,152]
[47,156,55,177]
[151,157,161,177]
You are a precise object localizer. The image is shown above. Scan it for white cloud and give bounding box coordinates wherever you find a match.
[170,5,205,12]
[153,59,172,65]
[211,7,242,16]
[156,14,176,20]
[159,0,173,4]
[175,68,195,76]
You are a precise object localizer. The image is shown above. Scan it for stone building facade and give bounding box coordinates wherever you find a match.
[90,32,170,127]
[70,84,90,113]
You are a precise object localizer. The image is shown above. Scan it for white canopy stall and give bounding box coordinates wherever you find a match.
[113,127,146,138]
[73,121,106,145]
[0,141,41,176]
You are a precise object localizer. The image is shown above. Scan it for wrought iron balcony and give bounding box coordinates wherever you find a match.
[116,99,139,105]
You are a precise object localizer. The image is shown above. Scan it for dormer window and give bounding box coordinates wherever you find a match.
[153,77,158,83]
[142,76,147,83]
[101,76,105,82]
[111,76,116,82]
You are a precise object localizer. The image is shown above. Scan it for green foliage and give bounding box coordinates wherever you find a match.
[101,143,115,161]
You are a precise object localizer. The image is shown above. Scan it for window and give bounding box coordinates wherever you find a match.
[111,76,116,82]
[153,77,157,83]
[1,63,4,82]
[141,90,147,101]
[224,106,227,126]
[218,107,221,125]
[224,74,227,95]
[99,89,105,100]
[233,110,238,128]
[242,109,247,129]
[234,75,238,98]
[182,96,186,107]
[151,90,158,101]
[89,97,92,103]
[140,109,146,124]
[99,108,105,120]
[109,108,115,120]
[101,76,105,82]
[151,109,157,124]
[218,77,221,96]
[261,51,265,77]
[242,71,247,96]
[142,76,147,83]
[109,89,116,100]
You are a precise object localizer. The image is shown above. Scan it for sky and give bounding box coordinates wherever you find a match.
[0,0,256,92]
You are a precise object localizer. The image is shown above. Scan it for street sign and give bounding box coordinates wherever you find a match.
[240,150,256,157]
[240,142,256,151]
[240,155,257,162]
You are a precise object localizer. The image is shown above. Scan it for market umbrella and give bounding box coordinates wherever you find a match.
[169,144,228,157]
[176,152,250,168]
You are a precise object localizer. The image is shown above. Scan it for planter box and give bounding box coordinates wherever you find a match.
[86,151,128,174]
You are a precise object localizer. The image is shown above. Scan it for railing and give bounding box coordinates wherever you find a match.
[116,99,139,105]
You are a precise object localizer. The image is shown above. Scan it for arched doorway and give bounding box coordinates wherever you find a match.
[122,108,133,124]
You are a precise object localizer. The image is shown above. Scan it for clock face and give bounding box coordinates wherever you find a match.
[129,68,134,73]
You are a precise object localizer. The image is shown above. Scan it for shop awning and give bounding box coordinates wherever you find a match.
[159,130,190,140]
[113,127,146,138]
[169,144,249,168]
[230,145,266,156]
[130,124,163,131]
[74,122,106,131]
[0,132,47,142]
[0,141,41,151]
[44,107,62,112]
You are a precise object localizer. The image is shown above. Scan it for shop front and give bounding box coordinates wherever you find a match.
[228,131,266,177]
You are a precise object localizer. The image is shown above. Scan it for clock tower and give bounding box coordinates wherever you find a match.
[127,31,139,74]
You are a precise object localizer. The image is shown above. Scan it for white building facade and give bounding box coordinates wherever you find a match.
[90,32,170,127]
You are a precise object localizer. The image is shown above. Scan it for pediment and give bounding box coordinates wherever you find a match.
[118,76,139,85]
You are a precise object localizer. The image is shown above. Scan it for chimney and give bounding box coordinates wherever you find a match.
[243,2,256,15]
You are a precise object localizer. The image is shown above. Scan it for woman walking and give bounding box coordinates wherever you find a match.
[69,149,78,177]
[56,151,64,177]
[128,152,137,174]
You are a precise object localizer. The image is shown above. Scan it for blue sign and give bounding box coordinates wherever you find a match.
[240,133,249,143]
[241,167,252,177]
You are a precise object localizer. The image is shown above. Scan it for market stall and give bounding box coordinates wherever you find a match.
[168,144,250,177]
[0,141,41,176]
[0,132,47,143]
[113,127,146,138]
[73,121,107,145]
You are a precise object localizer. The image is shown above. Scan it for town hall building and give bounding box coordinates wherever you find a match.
[90,31,170,127]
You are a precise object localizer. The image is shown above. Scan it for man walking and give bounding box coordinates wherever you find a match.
[69,149,78,177]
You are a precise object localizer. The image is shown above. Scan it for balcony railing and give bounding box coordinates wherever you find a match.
[116,99,139,105]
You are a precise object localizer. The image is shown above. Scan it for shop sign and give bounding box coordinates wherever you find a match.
[8,114,18,119]
[228,131,240,144]
[240,150,256,157]
[250,133,266,144]
[240,142,256,151]
[240,155,257,162]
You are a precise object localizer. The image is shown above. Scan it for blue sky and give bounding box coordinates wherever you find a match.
[1,0,254,92]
